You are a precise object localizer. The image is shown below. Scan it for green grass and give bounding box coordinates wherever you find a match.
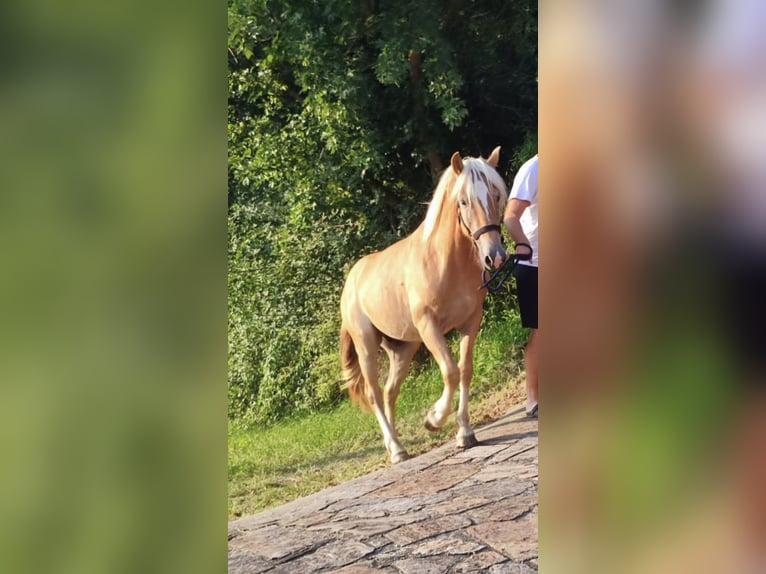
[228,311,528,519]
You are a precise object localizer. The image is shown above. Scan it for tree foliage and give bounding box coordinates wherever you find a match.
[228,0,537,424]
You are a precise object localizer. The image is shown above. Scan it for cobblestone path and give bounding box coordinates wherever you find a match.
[229,408,538,573]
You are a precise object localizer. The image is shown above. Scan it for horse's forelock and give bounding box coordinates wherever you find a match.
[460,159,506,210]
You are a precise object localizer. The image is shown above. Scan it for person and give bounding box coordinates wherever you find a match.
[503,154,538,418]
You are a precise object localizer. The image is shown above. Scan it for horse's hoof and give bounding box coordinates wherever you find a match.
[456,433,479,449]
[390,450,410,464]
[424,417,439,432]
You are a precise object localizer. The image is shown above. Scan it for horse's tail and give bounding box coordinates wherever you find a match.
[340,327,372,412]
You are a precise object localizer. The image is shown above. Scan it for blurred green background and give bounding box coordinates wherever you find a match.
[0,0,224,573]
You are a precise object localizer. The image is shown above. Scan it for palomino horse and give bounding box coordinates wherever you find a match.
[340,147,508,463]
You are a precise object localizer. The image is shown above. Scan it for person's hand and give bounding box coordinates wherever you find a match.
[514,242,533,261]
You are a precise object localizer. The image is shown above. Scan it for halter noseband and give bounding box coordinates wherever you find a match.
[469,223,502,240]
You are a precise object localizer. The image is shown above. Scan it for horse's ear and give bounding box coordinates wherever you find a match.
[450,152,463,174]
[487,146,501,168]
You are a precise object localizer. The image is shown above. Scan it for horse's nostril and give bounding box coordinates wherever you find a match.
[484,256,493,268]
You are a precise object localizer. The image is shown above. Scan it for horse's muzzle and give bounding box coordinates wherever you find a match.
[484,249,507,271]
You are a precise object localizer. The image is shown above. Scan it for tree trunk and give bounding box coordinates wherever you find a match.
[409,49,444,178]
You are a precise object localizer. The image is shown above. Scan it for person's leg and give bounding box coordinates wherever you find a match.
[513,264,538,415]
[525,327,538,414]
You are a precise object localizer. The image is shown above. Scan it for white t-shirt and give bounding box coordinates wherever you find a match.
[510,155,538,267]
[697,0,766,245]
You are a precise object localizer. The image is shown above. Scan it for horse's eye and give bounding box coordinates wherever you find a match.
[459,199,467,207]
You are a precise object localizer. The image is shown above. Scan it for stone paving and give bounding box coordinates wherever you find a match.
[228,407,538,573]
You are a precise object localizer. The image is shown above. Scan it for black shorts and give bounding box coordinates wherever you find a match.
[513,264,538,329]
[718,253,766,380]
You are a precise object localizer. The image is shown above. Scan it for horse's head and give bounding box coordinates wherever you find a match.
[451,147,509,271]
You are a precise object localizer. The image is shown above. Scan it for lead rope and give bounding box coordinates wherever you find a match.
[480,256,518,292]
[481,244,532,293]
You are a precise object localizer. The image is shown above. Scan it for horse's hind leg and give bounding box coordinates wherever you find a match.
[353,326,409,464]
[381,339,420,445]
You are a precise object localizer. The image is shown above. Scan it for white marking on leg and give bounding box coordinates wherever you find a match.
[455,325,478,445]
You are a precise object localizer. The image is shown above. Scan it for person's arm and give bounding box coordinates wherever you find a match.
[504,198,532,258]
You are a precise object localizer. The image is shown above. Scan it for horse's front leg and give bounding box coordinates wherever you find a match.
[415,313,460,432]
[455,312,482,448]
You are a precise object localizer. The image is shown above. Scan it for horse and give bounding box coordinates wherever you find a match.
[339,147,509,463]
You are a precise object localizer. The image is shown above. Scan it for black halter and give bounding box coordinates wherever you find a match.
[457,209,502,241]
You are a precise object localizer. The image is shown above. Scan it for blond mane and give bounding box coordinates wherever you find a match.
[422,166,457,239]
